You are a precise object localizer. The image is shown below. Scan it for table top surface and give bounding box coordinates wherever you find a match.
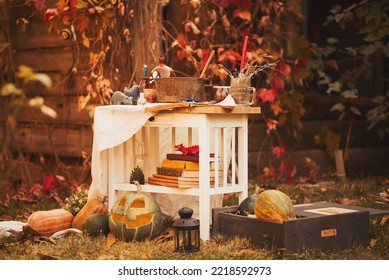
[144,102,261,114]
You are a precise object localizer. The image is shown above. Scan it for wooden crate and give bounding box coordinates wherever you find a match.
[212,202,389,252]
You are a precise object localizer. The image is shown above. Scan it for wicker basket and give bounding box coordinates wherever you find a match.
[154,77,208,103]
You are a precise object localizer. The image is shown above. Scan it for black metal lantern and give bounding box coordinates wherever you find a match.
[173,207,200,253]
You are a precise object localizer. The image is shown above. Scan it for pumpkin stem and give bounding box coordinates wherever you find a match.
[134,180,142,193]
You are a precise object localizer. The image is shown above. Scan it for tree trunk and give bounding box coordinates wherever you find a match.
[130,1,163,83]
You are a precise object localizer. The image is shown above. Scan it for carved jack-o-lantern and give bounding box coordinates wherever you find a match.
[108,182,163,242]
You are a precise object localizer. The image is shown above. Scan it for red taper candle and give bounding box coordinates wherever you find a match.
[240,35,249,73]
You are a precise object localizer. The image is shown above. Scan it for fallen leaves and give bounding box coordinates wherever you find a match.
[380,215,389,226]
[106,232,117,247]
[151,228,174,244]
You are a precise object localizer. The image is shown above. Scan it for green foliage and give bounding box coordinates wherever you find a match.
[366,90,389,139]
[314,125,341,159]
[63,189,89,216]
[310,0,389,139]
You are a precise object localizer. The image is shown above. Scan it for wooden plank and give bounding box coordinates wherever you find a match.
[217,211,286,249]
[8,124,93,157]
[0,96,93,126]
[13,47,74,73]
[23,72,87,97]
[10,15,69,50]
[284,211,369,252]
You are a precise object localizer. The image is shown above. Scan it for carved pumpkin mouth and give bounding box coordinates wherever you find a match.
[111,212,155,228]
[111,197,155,228]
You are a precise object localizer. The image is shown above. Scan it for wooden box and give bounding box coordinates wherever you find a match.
[212,202,389,252]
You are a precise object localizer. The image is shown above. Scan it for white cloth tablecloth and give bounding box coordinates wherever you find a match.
[88,104,156,199]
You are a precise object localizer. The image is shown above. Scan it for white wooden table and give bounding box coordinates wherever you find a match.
[97,105,260,241]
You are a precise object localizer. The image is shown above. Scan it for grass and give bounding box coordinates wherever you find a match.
[0,177,388,260]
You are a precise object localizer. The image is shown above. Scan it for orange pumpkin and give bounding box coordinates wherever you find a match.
[26,208,74,236]
[254,190,296,222]
[72,197,108,230]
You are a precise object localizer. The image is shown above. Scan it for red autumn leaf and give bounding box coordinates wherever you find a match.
[279,160,296,183]
[44,9,59,22]
[272,141,286,158]
[177,50,188,60]
[258,88,277,103]
[43,175,63,193]
[271,75,285,90]
[176,34,187,48]
[69,0,77,8]
[276,61,292,77]
[215,0,236,8]
[33,0,47,11]
[75,15,89,32]
[261,166,277,180]
[293,58,309,70]
[218,50,241,70]
[266,119,278,134]
[215,0,251,9]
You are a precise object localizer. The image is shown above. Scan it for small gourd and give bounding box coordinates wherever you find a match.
[26,208,74,236]
[72,197,108,230]
[254,189,296,222]
[82,213,110,237]
[237,193,259,216]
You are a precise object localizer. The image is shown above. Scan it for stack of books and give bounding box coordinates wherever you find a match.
[148,154,222,188]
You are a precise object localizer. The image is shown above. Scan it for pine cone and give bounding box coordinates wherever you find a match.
[130,166,145,185]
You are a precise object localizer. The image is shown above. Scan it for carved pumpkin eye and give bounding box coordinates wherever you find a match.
[130,198,145,208]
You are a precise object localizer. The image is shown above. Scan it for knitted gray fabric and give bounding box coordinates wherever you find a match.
[110,91,133,105]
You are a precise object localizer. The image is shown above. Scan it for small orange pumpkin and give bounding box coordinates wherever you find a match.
[26,208,74,236]
[72,197,108,230]
[254,190,296,222]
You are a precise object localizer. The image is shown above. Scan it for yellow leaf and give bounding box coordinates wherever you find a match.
[29,96,44,107]
[16,65,35,81]
[78,94,90,111]
[89,51,100,66]
[270,100,283,116]
[31,73,52,89]
[76,1,89,9]
[82,32,90,48]
[41,105,58,119]
[1,83,23,96]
